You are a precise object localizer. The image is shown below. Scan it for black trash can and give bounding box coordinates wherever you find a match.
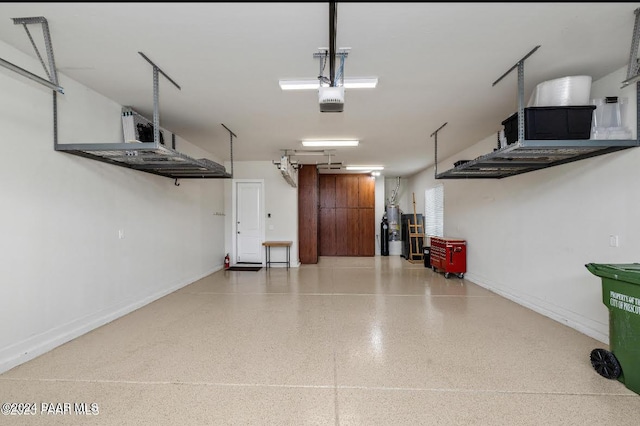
[423,246,431,268]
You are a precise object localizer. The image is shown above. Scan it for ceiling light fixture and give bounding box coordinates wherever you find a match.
[279,80,320,90]
[346,165,384,171]
[279,77,378,91]
[342,77,379,89]
[290,150,327,156]
[302,140,359,147]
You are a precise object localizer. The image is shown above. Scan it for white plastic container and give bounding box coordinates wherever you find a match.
[590,97,632,140]
[528,75,592,107]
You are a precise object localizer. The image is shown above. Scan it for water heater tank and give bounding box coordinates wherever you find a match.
[386,204,400,241]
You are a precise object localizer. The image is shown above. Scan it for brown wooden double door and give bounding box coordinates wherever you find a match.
[319,174,375,256]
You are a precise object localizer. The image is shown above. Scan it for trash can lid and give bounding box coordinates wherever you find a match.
[585,263,640,285]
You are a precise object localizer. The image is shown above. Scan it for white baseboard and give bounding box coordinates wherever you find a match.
[0,266,221,374]
[465,272,609,345]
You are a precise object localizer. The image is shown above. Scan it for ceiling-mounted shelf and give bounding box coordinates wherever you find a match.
[435,138,639,179]
[56,142,232,179]
[55,107,233,179]
[0,17,234,181]
[435,25,640,180]
[53,52,235,180]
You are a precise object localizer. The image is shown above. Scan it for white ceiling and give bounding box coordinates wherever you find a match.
[0,2,638,177]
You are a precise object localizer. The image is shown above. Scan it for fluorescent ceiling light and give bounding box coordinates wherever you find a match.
[302,140,359,147]
[343,77,379,89]
[291,150,327,156]
[279,77,378,90]
[279,80,320,90]
[346,165,384,171]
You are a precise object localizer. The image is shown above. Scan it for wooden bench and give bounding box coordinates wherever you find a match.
[262,241,293,269]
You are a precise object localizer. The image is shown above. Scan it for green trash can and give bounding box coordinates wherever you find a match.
[585,263,640,395]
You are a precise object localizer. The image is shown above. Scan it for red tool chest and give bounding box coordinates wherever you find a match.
[430,237,466,279]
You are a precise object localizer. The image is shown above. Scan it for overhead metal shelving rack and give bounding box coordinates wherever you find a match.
[56,141,232,180]
[434,15,640,180]
[0,17,234,181]
[435,138,639,179]
[56,107,235,180]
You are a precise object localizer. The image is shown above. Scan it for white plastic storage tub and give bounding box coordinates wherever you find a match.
[528,75,592,107]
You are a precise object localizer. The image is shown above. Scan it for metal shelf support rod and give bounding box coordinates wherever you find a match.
[221,123,237,178]
[518,60,525,144]
[0,17,64,94]
[16,16,59,87]
[138,52,181,149]
[0,57,63,94]
[492,45,540,145]
[622,8,640,88]
[430,122,448,178]
[492,45,540,87]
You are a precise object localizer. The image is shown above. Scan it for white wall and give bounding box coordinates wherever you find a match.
[0,40,226,373]
[224,161,299,266]
[404,66,639,344]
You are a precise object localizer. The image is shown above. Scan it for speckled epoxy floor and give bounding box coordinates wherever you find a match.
[1,256,638,425]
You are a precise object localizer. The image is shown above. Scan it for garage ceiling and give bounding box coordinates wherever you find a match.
[0,2,637,177]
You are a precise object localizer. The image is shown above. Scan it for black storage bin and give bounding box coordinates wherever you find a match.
[501,105,596,145]
[423,246,431,268]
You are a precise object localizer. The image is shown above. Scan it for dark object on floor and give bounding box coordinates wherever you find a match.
[226,266,262,271]
[423,246,431,268]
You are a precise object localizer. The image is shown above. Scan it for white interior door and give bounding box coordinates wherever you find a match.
[236,182,262,263]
